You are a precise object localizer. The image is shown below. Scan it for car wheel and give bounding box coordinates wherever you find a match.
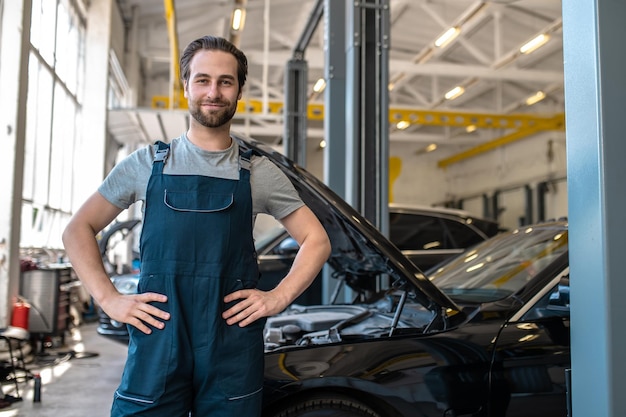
[271,394,382,417]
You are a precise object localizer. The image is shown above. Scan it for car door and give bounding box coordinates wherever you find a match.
[490,269,571,417]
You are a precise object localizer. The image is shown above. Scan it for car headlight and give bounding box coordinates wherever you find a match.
[111,275,139,295]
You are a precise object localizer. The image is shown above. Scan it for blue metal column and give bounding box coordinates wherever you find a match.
[284,0,323,167]
[284,59,308,166]
[321,0,347,304]
[345,0,390,235]
[563,0,626,415]
[323,0,347,200]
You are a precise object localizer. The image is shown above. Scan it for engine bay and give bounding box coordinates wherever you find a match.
[263,294,435,352]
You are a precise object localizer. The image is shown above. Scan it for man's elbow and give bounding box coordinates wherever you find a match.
[318,230,332,261]
[61,221,74,249]
[61,218,92,250]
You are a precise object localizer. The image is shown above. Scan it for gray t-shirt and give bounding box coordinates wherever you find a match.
[98,133,304,221]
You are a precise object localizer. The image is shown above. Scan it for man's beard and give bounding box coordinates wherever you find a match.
[189,99,237,128]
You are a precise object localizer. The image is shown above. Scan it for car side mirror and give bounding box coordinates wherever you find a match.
[546,283,570,312]
[274,237,300,256]
[523,276,570,320]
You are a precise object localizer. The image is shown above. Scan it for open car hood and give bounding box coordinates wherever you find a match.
[234,134,461,317]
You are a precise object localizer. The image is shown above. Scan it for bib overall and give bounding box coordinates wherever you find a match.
[111,142,264,417]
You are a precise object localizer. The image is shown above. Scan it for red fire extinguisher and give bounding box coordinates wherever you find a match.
[11,301,31,330]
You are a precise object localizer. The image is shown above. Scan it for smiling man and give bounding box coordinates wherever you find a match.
[62,35,330,417]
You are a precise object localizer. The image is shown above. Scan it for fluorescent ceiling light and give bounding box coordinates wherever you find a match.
[435,27,460,48]
[525,91,546,106]
[313,78,326,93]
[444,86,465,100]
[231,8,246,31]
[389,73,407,91]
[415,143,438,155]
[396,120,410,130]
[520,33,550,54]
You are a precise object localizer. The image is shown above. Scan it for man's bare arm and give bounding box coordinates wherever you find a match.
[268,205,331,307]
[222,205,331,326]
[62,192,170,334]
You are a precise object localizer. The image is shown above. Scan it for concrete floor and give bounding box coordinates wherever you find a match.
[0,322,127,417]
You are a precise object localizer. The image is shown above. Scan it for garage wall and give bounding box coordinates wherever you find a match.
[436,131,567,229]
[384,134,568,227]
[305,133,567,231]
[388,142,449,206]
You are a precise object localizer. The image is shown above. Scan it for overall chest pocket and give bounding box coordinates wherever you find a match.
[164,189,233,213]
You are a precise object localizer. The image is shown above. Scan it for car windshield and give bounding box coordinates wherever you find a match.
[428,223,568,303]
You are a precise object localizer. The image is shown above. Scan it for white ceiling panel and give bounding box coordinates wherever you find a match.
[110,0,565,157]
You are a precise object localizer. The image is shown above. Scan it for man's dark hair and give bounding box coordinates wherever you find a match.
[180,36,248,90]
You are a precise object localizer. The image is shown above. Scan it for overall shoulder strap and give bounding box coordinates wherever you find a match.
[152,141,170,174]
[238,146,255,172]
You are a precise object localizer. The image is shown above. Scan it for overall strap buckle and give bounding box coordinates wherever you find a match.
[239,149,254,171]
[152,141,170,175]
[153,141,170,164]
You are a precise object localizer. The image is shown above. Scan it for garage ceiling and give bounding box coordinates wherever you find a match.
[109,0,564,161]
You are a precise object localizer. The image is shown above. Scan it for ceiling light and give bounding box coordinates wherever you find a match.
[444,86,465,100]
[466,124,477,133]
[231,8,246,31]
[425,143,438,153]
[415,143,438,155]
[435,27,460,48]
[520,33,550,54]
[388,73,406,91]
[525,91,546,106]
[396,120,410,130]
[313,78,326,93]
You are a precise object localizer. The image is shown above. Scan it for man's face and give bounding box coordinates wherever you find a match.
[184,50,241,128]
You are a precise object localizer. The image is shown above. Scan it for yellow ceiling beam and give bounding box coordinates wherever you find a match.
[152,96,326,119]
[389,108,563,130]
[152,95,561,130]
[437,113,565,168]
[151,95,563,164]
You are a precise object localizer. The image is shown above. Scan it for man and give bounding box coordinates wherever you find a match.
[62,35,331,417]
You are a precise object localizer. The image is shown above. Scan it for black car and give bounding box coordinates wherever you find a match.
[98,134,570,416]
[262,220,569,417]
[255,204,499,304]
